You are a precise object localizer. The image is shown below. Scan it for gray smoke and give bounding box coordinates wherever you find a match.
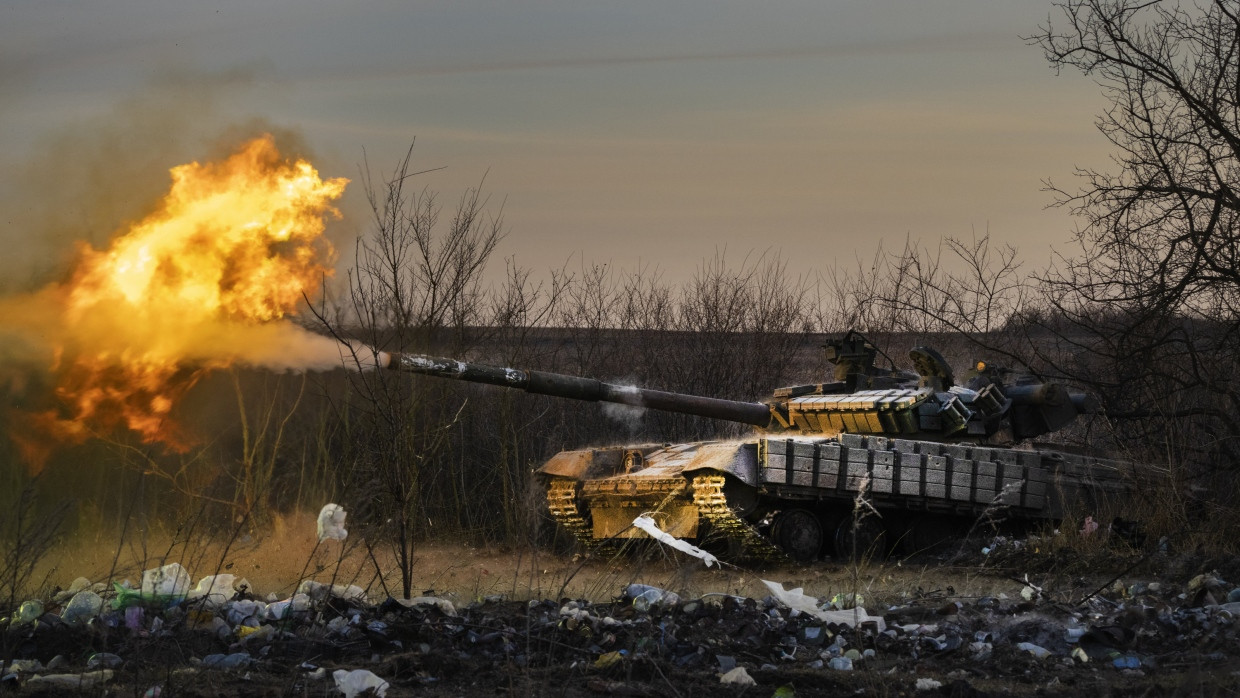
[601,378,647,435]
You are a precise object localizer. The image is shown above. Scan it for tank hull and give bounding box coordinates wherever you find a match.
[539,433,1142,561]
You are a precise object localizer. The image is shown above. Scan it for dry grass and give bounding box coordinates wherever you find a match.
[21,508,1029,610]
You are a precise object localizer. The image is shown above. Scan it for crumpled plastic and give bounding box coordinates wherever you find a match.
[25,670,114,688]
[719,666,756,685]
[62,589,104,624]
[594,650,625,668]
[632,514,718,567]
[188,574,242,608]
[53,577,94,604]
[394,596,457,616]
[626,583,680,611]
[332,668,389,698]
[317,503,348,542]
[113,583,182,610]
[298,580,367,603]
[266,593,311,620]
[761,580,886,631]
[143,563,191,597]
[14,599,43,626]
[5,658,43,673]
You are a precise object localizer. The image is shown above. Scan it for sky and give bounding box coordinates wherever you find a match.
[0,0,1112,291]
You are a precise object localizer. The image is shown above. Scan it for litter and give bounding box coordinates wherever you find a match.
[594,651,625,668]
[188,574,241,608]
[333,668,389,698]
[25,670,113,688]
[1080,516,1099,536]
[143,563,191,598]
[625,584,680,611]
[298,580,367,603]
[202,652,252,670]
[13,600,42,626]
[86,653,123,670]
[61,589,103,625]
[719,666,756,685]
[394,596,457,615]
[3,659,42,673]
[632,514,719,567]
[317,503,348,542]
[762,580,886,631]
[1017,642,1051,659]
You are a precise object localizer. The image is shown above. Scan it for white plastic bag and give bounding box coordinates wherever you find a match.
[762,580,886,631]
[317,503,348,542]
[142,563,191,597]
[632,514,718,567]
[189,574,237,607]
[719,666,756,685]
[333,669,389,697]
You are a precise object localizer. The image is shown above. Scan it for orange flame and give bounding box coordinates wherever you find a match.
[2,135,348,466]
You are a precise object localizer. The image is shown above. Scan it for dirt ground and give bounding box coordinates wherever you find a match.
[7,515,1240,696]
[33,512,1027,604]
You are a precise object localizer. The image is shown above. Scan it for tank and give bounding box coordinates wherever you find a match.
[378,332,1146,562]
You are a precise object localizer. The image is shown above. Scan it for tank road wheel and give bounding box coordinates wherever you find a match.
[691,474,785,562]
[833,515,888,561]
[771,509,824,562]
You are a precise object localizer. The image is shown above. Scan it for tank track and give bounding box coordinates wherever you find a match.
[546,477,607,554]
[551,474,788,561]
[691,474,786,562]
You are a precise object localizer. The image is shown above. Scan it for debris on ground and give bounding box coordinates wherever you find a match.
[317,503,349,542]
[3,555,1240,696]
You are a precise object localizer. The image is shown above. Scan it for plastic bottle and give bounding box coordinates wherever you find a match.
[625,584,680,610]
[14,600,43,626]
[62,590,104,625]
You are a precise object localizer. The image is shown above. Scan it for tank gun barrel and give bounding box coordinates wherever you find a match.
[382,352,774,427]
[1004,384,1099,413]
[999,383,1099,438]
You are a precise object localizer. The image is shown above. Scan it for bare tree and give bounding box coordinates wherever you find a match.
[822,234,1035,374]
[1031,0,1240,472]
[1036,0,1240,312]
[319,143,506,597]
[668,251,818,428]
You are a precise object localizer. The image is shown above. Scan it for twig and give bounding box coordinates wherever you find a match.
[1075,553,1149,606]
[644,657,684,698]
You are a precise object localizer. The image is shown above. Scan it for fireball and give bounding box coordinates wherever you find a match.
[2,134,348,465]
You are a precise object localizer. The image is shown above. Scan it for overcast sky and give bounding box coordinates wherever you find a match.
[1,1,1111,290]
